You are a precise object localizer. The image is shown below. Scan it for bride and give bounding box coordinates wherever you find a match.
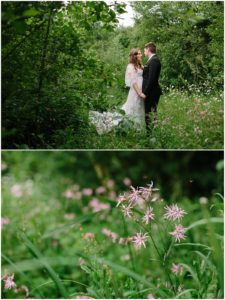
[89,48,146,134]
[122,48,146,126]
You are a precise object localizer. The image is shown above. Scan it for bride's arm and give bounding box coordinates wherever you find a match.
[132,82,146,98]
[125,64,146,98]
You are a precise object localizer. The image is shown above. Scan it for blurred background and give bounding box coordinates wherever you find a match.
[2,151,223,201]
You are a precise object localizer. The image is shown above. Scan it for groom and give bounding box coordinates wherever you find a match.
[142,42,162,132]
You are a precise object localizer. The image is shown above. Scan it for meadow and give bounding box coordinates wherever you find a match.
[85,86,223,150]
[1,152,224,299]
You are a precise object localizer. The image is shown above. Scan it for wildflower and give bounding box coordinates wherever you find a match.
[147,294,155,299]
[96,186,106,194]
[123,177,132,186]
[164,204,186,221]
[142,207,154,224]
[102,228,117,242]
[20,285,29,297]
[139,182,159,201]
[1,217,9,229]
[75,191,82,200]
[116,194,127,207]
[83,232,95,239]
[64,189,74,199]
[108,191,116,200]
[120,254,130,261]
[132,232,148,249]
[121,205,133,218]
[4,274,16,290]
[82,188,93,196]
[10,184,23,197]
[89,199,110,212]
[119,237,127,245]
[106,179,114,189]
[128,186,140,203]
[171,263,183,275]
[170,224,186,242]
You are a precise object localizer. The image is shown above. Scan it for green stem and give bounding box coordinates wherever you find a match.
[122,216,136,273]
[137,221,176,293]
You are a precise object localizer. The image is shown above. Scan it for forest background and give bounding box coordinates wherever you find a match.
[2,1,224,149]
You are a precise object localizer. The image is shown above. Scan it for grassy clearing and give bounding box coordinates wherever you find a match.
[85,88,223,149]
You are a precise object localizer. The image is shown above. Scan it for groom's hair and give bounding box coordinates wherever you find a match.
[144,42,156,53]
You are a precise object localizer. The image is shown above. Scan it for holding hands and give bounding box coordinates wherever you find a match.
[139,92,146,99]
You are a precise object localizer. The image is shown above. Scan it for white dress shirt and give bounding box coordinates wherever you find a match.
[147,53,156,62]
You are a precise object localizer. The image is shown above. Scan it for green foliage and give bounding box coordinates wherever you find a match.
[2,1,223,149]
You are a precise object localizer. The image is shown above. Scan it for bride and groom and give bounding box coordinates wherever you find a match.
[90,42,161,135]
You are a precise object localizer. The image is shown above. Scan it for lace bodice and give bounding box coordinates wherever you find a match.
[125,64,143,88]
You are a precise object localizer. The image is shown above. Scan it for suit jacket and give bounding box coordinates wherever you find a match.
[142,55,162,102]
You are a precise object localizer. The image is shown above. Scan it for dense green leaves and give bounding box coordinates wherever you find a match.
[2,1,223,149]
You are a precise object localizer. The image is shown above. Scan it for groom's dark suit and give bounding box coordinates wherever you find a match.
[142,54,162,129]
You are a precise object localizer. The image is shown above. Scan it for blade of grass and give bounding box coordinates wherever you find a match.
[180,263,200,286]
[175,288,196,299]
[174,242,212,251]
[20,232,69,298]
[30,279,88,295]
[186,217,223,231]
[42,212,99,239]
[2,256,79,273]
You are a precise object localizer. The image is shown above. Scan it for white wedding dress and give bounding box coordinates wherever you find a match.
[89,63,145,135]
[122,63,145,126]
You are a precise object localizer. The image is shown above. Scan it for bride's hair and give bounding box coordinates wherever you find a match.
[128,48,142,70]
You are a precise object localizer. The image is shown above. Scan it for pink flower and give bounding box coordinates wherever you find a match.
[164,204,187,221]
[20,285,29,297]
[75,296,92,299]
[116,194,127,207]
[142,207,154,224]
[83,232,95,239]
[102,228,117,242]
[89,199,110,212]
[147,294,155,299]
[132,232,148,249]
[75,191,82,200]
[64,189,74,199]
[170,224,186,242]
[106,179,114,189]
[139,182,159,201]
[121,205,133,218]
[171,263,183,275]
[128,186,140,203]
[120,254,130,261]
[108,191,116,199]
[82,188,93,196]
[123,177,132,186]
[1,217,9,229]
[96,186,106,194]
[10,184,23,197]
[119,237,127,245]
[4,274,16,290]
